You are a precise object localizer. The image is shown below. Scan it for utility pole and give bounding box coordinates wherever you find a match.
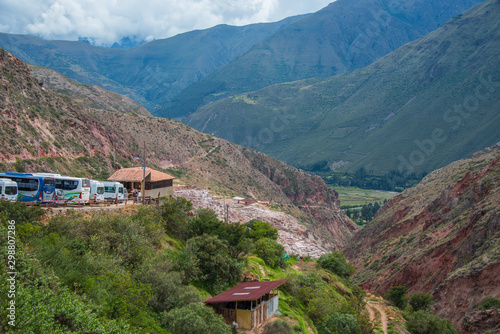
[142,140,146,205]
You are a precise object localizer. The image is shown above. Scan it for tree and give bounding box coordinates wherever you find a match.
[160,197,193,240]
[181,235,242,294]
[409,293,434,312]
[317,252,355,278]
[161,303,231,334]
[254,237,287,268]
[188,208,222,238]
[386,285,408,309]
[245,219,278,241]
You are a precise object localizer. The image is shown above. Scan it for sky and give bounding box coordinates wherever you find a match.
[0,0,333,46]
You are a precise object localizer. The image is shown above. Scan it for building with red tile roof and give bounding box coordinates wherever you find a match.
[108,167,175,198]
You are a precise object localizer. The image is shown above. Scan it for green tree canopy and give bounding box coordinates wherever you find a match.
[254,237,287,268]
[161,303,231,334]
[245,219,278,241]
[317,252,355,278]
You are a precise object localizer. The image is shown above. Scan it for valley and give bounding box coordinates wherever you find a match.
[1,0,499,333]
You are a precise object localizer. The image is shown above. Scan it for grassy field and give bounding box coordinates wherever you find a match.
[334,186,398,207]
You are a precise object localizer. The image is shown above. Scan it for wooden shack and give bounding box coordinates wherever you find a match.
[204,280,286,330]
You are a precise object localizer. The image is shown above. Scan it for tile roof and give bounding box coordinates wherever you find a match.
[204,280,286,303]
[108,167,175,182]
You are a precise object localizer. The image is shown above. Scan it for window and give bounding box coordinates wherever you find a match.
[56,179,79,191]
[118,187,123,194]
[0,186,2,193]
[11,178,39,192]
[97,187,104,195]
[82,179,91,187]
[5,186,17,195]
[104,186,116,193]
[43,178,55,187]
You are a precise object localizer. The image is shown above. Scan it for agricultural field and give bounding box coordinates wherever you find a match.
[334,187,398,207]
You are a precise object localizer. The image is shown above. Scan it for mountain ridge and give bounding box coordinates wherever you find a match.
[187,0,500,175]
[160,0,483,118]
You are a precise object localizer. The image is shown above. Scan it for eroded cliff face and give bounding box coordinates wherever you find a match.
[344,144,500,332]
[240,148,359,249]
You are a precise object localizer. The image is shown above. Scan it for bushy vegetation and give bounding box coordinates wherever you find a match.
[384,286,458,333]
[282,272,372,334]
[386,285,408,310]
[0,199,374,333]
[262,319,293,334]
[317,251,355,279]
[474,296,500,311]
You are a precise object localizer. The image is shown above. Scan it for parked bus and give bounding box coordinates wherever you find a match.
[0,172,55,204]
[102,181,127,202]
[90,180,105,204]
[0,178,18,202]
[54,176,91,204]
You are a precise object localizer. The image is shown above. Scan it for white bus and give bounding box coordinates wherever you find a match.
[54,176,91,204]
[90,180,105,204]
[0,178,18,202]
[102,181,127,202]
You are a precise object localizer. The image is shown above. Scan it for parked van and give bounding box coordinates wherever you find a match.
[90,180,105,204]
[0,178,18,202]
[102,181,127,202]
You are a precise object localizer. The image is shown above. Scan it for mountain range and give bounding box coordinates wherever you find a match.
[161,0,484,119]
[0,16,303,111]
[187,0,500,175]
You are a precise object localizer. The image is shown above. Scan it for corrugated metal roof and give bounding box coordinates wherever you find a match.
[108,167,175,182]
[204,280,286,303]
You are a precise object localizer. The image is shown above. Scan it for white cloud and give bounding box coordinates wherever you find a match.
[0,0,333,46]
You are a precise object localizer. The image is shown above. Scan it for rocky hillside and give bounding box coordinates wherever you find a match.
[344,143,500,332]
[0,49,356,250]
[30,65,151,116]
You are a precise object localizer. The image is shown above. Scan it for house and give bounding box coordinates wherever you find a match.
[108,167,175,198]
[204,280,286,330]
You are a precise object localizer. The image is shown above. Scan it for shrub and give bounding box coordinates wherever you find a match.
[474,296,500,311]
[386,285,408,309]
[405,310,458,334]
[262,319,294,334]
[161,303,231,334]
[319,312,361,334]
[409,293,434,312]
[317,252,355,278]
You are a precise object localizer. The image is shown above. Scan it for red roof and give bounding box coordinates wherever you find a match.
[204,280,286,303]
[108,167,175,182]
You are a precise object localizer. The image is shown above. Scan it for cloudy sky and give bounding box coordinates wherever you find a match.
[0,0,333,46]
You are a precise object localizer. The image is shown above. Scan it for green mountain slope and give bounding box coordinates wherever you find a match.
[187,0,500,175]
[0,16,303,111]
[160,0,483,118]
